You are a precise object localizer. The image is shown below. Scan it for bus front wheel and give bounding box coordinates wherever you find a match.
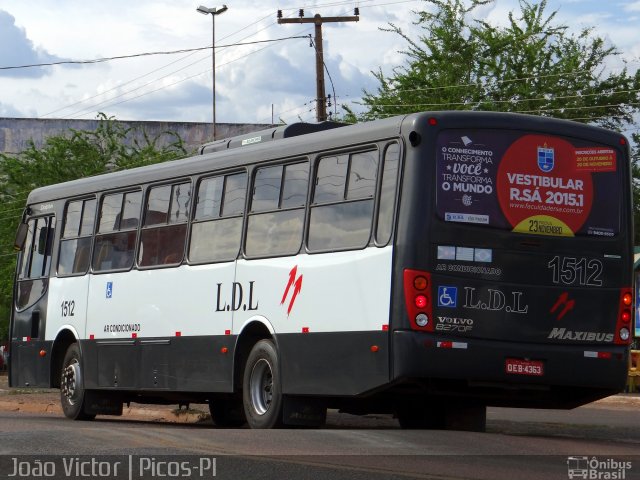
[60,343,95,421]
[242,339,283,429]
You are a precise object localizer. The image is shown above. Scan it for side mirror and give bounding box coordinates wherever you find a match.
[14,223,28,251]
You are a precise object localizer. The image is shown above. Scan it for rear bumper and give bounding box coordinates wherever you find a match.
[392,330,628,408]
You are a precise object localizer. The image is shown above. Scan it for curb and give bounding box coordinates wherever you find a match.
[591,394,640,408]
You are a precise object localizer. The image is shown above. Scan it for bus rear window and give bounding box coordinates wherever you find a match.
[436,129,621,238]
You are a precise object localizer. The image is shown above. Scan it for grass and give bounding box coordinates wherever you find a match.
[7,388,55,395]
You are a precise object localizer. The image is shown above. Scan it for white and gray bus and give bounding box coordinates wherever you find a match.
[9,111,633,429]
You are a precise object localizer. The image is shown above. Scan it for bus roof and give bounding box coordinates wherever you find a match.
[25,115,405,206]
[25,111,627,206]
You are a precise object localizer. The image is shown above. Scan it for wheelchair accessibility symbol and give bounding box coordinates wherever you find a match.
[437,286,458,308]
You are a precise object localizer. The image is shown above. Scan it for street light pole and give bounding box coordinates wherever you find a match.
[197,5,228,140]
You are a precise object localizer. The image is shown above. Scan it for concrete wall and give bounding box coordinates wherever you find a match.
[0,118,270,155]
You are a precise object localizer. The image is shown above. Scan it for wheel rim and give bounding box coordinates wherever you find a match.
[249,358,273,415]
[61,359,82,406]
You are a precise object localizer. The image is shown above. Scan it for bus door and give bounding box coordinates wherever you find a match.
[10,214,55,387]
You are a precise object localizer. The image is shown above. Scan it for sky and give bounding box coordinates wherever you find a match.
[0,0,639,126]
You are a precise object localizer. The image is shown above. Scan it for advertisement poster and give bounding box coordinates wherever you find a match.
[436,130,620,238]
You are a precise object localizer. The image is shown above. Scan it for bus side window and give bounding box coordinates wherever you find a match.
[308,150,378,252]
[92,191,141,272]
[245,161,308,258]
[138,182,192,267]
[189,172,247,264]
[376,142,400,245]
[58,198,96,276]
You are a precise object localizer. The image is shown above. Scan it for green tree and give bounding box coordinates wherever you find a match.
[632,133,640,244]
[0,114,187,341]
[349,0,640,130]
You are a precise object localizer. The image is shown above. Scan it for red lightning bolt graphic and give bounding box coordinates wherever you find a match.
[281,266,298,305]
[550,292,575,320]
[287,275,303,316]
[281,266,303,316]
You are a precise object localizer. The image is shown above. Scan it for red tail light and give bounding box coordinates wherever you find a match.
[615,288,633,345]
[404,269,433,331]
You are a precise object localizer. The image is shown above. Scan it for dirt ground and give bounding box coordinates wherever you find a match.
[1,372,638,426]
[0,372,210,423]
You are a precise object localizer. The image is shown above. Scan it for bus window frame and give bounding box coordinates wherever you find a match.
[15,214,55,312]
[244,158,310,260]
[138,178,193,270]
[188,168,249,266]
[91,189,142,274]
[57,196,97,278]
[306,144,381,255]
[373,140,403,247]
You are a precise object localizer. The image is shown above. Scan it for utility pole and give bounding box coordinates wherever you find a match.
[278,9,359,122]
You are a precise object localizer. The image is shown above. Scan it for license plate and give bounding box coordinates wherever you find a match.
[505,358,544,376]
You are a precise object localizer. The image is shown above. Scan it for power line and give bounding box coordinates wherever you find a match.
[63,30,312,118]
[360,88,640,109]
[51,14,315,119]
[41,50,208,119]
[348,101,640,121]
[43,11,282,118]
[7,0,636,127]
[42,2,370,119]
[254,98,317,125]
[518,102,640,115]
[367,62,640,99]
[26,0,427,123]
[69,31,312,120]
[0,36,310,72]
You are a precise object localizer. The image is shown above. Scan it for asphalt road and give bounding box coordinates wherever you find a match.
[0,400,639,480]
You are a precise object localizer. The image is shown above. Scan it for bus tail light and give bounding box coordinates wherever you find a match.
[615,288,633,345]
[404,269,433,331]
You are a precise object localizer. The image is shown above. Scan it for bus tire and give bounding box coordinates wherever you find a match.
[209,396,246,428]
[60,343,95,421]
[242,339,283,429]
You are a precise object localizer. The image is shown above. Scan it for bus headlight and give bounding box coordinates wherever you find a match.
[415,313,429,327]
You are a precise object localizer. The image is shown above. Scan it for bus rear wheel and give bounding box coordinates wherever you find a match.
[242,339,283,429]
[60,343,95,421]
